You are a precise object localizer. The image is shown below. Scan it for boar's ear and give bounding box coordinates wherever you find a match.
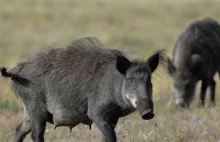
[147,51,160,73]
[116,56,131,75]
[167,58,176,76]
[190,54,202,74]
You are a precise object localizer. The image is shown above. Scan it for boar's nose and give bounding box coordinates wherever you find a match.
[141,110,154,120]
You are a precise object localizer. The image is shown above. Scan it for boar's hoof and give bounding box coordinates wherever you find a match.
[141,111,154,120]
[208,102,216,108]
[197,101,205,108]
[175,102,186,108]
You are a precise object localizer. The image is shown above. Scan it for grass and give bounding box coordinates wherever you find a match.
[1,0,220,141]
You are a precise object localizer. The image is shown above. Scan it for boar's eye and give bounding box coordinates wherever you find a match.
[128,77,135,84]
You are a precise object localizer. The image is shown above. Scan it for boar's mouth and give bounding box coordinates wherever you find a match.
[141,109,154,120]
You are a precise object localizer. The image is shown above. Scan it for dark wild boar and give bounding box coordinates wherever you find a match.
[168,17,220,108]
[1,37,165,142]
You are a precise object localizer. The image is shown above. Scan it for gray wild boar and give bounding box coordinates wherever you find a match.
[168,17,220,108]
[1,37,164,142]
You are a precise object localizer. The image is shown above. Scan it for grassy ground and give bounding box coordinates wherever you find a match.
[1,0,220,141]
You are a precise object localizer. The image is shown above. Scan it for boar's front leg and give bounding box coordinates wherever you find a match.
[88,109,118,142]
[209,79,216,107]
[95,119,117,142]
[199,79,208,107]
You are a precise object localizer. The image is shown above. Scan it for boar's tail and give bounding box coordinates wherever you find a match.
[1,67,14,78]
[1,67,30,86]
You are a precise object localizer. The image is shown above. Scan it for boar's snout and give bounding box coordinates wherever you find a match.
[141,109,154,120]
[137,99,154,120]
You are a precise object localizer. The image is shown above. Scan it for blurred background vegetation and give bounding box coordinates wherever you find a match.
[1,0,220,141]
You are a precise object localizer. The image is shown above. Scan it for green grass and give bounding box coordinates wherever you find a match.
[1,0,220,141]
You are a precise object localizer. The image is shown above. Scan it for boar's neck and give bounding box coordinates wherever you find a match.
[112,72,135,116]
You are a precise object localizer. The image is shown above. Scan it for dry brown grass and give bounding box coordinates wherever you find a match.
[1,0,220,141]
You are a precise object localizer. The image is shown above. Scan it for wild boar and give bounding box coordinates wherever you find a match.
[168,17,220,107]
[1,37,164,142]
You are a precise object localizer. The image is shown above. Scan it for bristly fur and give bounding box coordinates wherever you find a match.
[150,49,167,74]
[155,49,167,67]
[67,36,105,50]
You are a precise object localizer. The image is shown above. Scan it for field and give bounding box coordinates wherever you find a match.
[1,0,220,141]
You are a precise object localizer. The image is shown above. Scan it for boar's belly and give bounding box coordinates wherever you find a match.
[52,111,88,128]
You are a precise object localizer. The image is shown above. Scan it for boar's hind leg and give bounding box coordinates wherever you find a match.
[209,79,216,107]
[30,108,47,142]
[199,80,208,107]
[14,107,31,142]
